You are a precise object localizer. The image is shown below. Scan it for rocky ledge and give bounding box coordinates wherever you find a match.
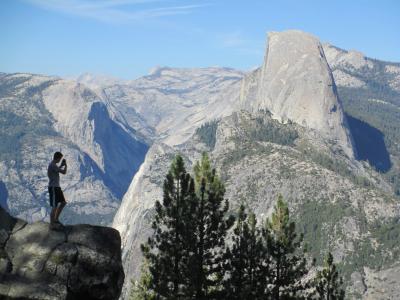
[0,206,124,300]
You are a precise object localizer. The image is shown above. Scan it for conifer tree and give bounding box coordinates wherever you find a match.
[141,154,197,299]
[129,260,156,300]
[190,152,234,299]
[315,252,345,300]
[224,205,271,300]
[267,194,310,299]
[141,153,234,299]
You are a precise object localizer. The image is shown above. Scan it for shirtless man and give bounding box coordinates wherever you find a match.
[47,151,67,226]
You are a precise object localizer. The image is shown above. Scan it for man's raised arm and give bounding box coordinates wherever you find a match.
[59,159,67,175]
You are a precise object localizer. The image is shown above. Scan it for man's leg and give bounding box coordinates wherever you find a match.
[54,188,66,223]
[49,187,57,224]
[50,207,57,223]
[54,201,66,222]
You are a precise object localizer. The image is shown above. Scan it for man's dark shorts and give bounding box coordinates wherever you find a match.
[48,186,66,207]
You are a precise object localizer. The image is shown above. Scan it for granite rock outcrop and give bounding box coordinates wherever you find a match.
[0,206,124,300]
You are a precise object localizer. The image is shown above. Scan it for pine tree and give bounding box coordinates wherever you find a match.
[267,194,310,299]
[141,153,234,299]
[141,154,197,299]
[129,260,156,300]
[224,205,271,300]
[315,252,345,300]
[190,152,235,299]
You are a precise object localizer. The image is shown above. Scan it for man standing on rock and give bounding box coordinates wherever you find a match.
[47,151,67,226]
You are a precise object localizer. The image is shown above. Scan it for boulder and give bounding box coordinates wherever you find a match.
[0,206,124,300]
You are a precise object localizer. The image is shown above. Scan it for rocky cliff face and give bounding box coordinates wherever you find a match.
[240,30,354,158]
[0,205,124,300]
[0,68,243,225]
[113,31,400,299]
[0,73,149,225]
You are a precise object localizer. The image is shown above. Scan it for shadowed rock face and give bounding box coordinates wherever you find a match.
[88,102,149,199]
[0,206,124,300]
[346,114,391,172]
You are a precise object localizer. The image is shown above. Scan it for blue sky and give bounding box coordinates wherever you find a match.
[1,0,399,79]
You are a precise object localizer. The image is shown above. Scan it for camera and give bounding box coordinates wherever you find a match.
[61,159,66,166]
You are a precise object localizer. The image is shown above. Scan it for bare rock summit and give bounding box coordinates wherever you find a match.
[240,30,355,158]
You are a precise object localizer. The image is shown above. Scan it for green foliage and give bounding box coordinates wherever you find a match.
[301,146,350,176]
[294,200,353,265]
[355,218,400,270]
[129,260,156,300]
[373,219,400,249]
[249,111,299,146]
[340,89,400,153]
[141,153,234,299]
[314,252,345,300]
[218,110,299,169]
[141,154,197,298]
[298,143,371,188]
[224,205,270,299]
[221,140,272,169]
[190,152,235,298]
[139,156,350,300]
[296,198,400,285]
[196,120,218,149]
[267,195,311,299]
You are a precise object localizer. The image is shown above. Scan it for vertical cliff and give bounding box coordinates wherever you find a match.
[0,205,125,300]
[240,30,355,158]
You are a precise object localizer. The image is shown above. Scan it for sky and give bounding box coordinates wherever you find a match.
[1,0,399,79]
